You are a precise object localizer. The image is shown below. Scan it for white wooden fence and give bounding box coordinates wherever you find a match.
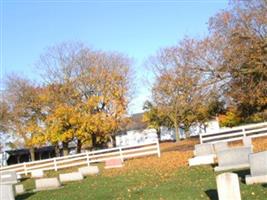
[0,141,160,175]
[200,122,267,144]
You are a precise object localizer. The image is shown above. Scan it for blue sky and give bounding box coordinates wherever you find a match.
[1,0,228,113]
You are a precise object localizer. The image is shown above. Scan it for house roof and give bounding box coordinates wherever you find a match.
[125,112,148,131]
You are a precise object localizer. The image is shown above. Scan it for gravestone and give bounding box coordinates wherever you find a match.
[78,166,99,176]
[15,184,25,195]
[188,154,215,166]
[189,143,216,166]
[31,170,44,178]
[59,172,83,183]
[245,151,267,184]
[243,137,252,147]
[105,158,123,169]
[194,143,214,156]
[213,142,229,153]
[215,146,252,172]
[216,173,241,200]
[0,184,15,200]
[0,171,18,184]
[16,174,22,180]
[35,177,61,191]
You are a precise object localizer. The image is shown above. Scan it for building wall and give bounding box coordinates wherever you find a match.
[115,119,220,147]
[115,129,158,147]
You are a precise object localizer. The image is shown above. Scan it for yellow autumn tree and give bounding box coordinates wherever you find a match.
[36,42,132,152]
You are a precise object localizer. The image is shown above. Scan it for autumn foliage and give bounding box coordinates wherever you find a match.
[146,0,267,131]
[2,44,132,159]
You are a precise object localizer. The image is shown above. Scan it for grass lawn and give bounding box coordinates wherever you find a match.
[16,138,267,200]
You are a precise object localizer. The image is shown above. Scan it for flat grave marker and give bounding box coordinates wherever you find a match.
[105,158,123,169]
[78,166,99,176]
[31,170,44,178]
[15,184,25,195]
[35,177,62,191]
[59,172,84,183]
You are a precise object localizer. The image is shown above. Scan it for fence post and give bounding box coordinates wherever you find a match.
[119,147,124,162]
[53,158,58,171]
[86,151,90,166]
[156,140,161,157]
[23,162,27,175]
[199,133,203,144]
[242,128,246,137]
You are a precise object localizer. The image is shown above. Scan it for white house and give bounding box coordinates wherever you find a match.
[115,113,220,147]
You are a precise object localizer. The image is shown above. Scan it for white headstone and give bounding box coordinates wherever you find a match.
[249,151,267,176]
[78,166,99,176]
[243,137,252,147]
[216,173,241,200]
[245,151,267,184]
[0,171,18,184]
[59,172,83,183]
[31,170,44,178]
[213,142,228,153]
[189,154,215,166]
[15,184,25,195]
[215,146,252,172]
[194,144,214,156]
[0,184,15,200]
[35,177,61,191]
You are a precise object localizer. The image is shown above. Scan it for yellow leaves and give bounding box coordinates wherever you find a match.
[218,108,241,127]
[102,139,196,178]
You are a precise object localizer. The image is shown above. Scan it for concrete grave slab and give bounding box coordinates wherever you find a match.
[216,173,241,200]
[35,177,62,191]
[215,146,252,172]
[78,166,99,176]
[59,172,84,183]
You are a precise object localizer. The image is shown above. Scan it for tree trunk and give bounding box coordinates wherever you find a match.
[156,128,161,142]
[108,135,114,148]
[62,141,69,156]
[174,122,180,143]
[29,147,35,161]
[77,139,82,153]
[92,134,97,149]
[55,144,60,157]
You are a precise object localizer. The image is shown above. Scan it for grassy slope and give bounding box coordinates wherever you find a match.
[16,138,267,200]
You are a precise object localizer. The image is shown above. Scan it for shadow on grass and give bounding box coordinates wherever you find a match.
[205,189,218,200]
[262,184,267,188]
[233,169,250,184]
[16,192,35,200]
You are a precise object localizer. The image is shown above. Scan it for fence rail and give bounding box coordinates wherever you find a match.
[0,141,160,175]
[200,122,267,144]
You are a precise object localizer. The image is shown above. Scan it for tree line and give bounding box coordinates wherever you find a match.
[144,0,267,140]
